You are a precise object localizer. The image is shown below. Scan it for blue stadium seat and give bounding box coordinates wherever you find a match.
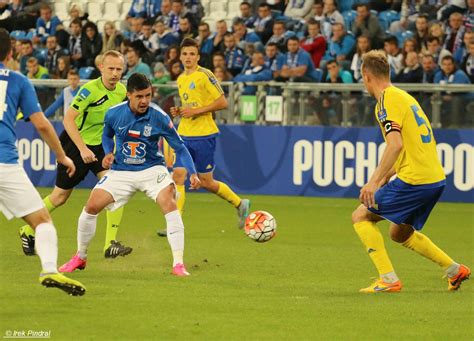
[396,30,414,47]
[36,48,48,62]
[312,69,323,82]
[79,66,95,79]
[378,10,401,32]
[25,31,35,40]
[10,30,26,40]
[342,10,357,30]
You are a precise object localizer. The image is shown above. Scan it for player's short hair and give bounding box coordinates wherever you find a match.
[67,69,79,77]
[127,73,152,93]
[102,50,124,63]
[0,28,12,61]
[180,38,199,53]
[361,50,390,79]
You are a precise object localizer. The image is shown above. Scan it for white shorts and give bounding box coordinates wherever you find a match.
[0,164,45,220]
[95,165,174,211]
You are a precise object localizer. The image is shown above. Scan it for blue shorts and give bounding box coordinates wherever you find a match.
[368,178,445,231]
[175,137,216,173]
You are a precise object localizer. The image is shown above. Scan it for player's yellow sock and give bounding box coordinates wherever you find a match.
[20,196,57,236]
[216,181,241,208]
[104,207,124,250]
[354,221,396,279]
[176,184,186,215]
[402,231,454,268]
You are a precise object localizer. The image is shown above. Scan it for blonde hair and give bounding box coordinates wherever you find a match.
[361,50,390,79]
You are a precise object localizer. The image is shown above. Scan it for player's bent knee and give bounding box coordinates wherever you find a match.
[156,185,177,213]
[84,202,104,216]
[389,224,413,243]
[351,206,368,224]
[24,208,52,229]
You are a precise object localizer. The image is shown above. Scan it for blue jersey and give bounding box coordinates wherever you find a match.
[0,63,42,164]
[103,101,196,174]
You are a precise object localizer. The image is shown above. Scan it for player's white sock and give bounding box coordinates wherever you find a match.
[77,208,98,260]
[446,262,461,278]
[381,271,399,283]
[165,210,185,266]
[35,223,58,274]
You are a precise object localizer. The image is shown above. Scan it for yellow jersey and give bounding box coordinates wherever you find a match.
[375,85,445,185]
[176,66,224,138]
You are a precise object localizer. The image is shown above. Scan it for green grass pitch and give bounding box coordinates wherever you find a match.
[1,188,472,340]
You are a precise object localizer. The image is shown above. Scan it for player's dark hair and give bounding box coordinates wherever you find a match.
[0,28,12,61]
[180,38,199,53]
[127,73,152,93]
[259,3,270,9]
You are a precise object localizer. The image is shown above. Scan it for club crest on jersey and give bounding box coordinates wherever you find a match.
[128,129,140,138]
[122,141,146,164]
[377,108,387,122]
[189,82,195,90]
[143,124,152,137]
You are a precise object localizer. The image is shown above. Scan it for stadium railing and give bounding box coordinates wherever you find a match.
[29,79,474,129]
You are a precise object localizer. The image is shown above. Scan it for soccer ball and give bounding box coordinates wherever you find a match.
[244,211,277,242]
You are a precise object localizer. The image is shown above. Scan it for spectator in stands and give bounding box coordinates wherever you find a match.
[434,55,471,127]
[183,0,204,22]
[68,3,88,26]
[19,39,42,75]
[232,19,262,51]
[427,35,452,66]
[68,19,83,69]
[233,1,256,28]
[81,22,102,68]
[26,56,51,108]
[168,59,182,80]
[325,59,353,83]
[304,1,325,23]
[234,51,273,94]
[124,46,153,80]
[196,22,213,68]
[265,42,285,77]
[164,44,179,68]
[414,14,429,53]
[0,0,38,32]
[351,3,384,49]
[151,19,179,59]
[169,0,196,33]
[267,21,295,53]
[421,54,438,83]
[152,62,171,87]
[322,23,355,68]
[275,36,320,82]
[389,0,432,33]
[396,51,423,83]
[384,36,403,77]
[44,69,80,118]
[177,16,197,44]
[403,38,419,59]
[213,20,228,53]
[267,0,286,13]
[454,31,474,64]
[155,0,172,26]
[44,35,65,76]
[6,37,20,71]
[127,0,161,22]
[443,12,466,55]
[466,0,474,30]
[139,19,156,52]
[460,40,474,83]
[429,21,445,44]
[52,55,71,79]
[223,32,246,76]
[254,3,274,45]
[300,19,326,68]
[284,0,314,32]
[101,22,124,54]
[214,66,232,83]
[129,17,144,41]
[322,0,344,39]
[351,34,371,83]
[34,4,61,45]
[212,52,233,80]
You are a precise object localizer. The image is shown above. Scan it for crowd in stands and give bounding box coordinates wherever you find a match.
[0,0,473,125]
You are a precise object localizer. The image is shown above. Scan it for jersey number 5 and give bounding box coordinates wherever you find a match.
[411,105,431,144]
[0,80,8,121]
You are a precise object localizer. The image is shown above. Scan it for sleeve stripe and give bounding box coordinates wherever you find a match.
[198,68,224,95]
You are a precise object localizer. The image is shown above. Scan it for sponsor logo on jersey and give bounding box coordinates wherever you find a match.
[209,76,217,85]
[143,124,152,137]
[128,130,141,138]
[122,141,146,164]
[189,82,195,90]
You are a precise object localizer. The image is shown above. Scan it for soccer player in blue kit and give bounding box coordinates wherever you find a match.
[59,73,200,276]
[0,29,85,296]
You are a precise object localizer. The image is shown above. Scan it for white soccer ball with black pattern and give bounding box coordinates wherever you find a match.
[244,211,277,242]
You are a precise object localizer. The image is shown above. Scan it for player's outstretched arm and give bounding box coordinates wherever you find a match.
[29,112,76,177]
[63,107,97,164]
[360,131,403,208]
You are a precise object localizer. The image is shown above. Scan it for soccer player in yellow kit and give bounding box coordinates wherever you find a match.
[158,38,250,237]
[352,50,470,293]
